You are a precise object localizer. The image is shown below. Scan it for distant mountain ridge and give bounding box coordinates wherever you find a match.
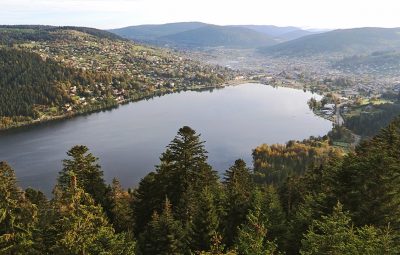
[109,22,316,48]
[0,25,124,41]
[238,25,301,36]
[159,25,277,48]
[109,22,207,42]
[260,27,400,56]
[278,29,316,41]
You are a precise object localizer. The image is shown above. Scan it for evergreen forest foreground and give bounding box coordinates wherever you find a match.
[1,121,400,254]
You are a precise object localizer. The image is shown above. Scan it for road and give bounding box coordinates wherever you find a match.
[336,103,361,146]
[335,103,344,126]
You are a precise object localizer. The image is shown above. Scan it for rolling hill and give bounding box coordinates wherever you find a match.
[111,23,321,48]
[277,29,316,41]
[159,25,277,48]
[109,22,207,42]
[110,22,319,47]
[0,25,124,43]
[239,25,300,37]
[261,27,400,56]
[334,50,400,74]
[237,25,319,41]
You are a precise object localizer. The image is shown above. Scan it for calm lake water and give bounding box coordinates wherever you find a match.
[0,83,332,194]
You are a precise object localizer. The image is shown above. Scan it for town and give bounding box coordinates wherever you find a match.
[0,28,239,129]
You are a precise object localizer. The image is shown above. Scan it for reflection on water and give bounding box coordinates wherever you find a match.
[0,84,332,194]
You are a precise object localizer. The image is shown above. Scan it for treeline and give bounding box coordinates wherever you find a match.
[1,123,400,254]
[0,48,71,117]
[0,25,122,45]
[345,103,400,137]
[252,139,342,184]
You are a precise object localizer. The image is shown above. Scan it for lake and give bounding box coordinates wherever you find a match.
[0,83,332,194]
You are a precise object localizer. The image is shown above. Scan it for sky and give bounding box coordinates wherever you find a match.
[1,0,400,30]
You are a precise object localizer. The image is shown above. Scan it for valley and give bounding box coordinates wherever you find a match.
[1,23,400,163]
[1,23,400,156]
[2,2,400,253]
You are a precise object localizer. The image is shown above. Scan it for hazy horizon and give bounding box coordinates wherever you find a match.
[3,21,400,32]
[2,0,400,30]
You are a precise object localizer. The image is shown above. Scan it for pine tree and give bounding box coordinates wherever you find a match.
[355,225,399,254]
[131,172,161,235]
[57,145,108,208]
[223,159,253,247]
[0,161,37,254]
[286,192,332,255]
[138,198,187,255]
[236,190,279,255]
[300,202,355,255]
[25,188,47,208]
[334,118,400,228]
[108,178,134,233]
[157,126,218,209]
[189,187,220,252]
[259,185,288,252]
[49,174,135,255]
[279,175,305,216]
[300,202,399,255]
[132,126,219,234]
[282,159,342,255]
[24,187,53,253]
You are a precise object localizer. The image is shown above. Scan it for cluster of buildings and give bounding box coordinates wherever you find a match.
[20,30,236,114]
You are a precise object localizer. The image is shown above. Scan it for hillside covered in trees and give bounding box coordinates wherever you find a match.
[0,48,108,118]
[344,102,400,138]
[260,27,400,57]
[0,26,236,130]
[334,50,400,75]
[1,120,400,254]
[158,25,277,48]
[109,22,316,48]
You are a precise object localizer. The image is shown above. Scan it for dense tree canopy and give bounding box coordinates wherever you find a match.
[253,139,342,184]
[0,162,37,254]
[301,203,399,255]
[50,174,135,255]
[345,103,400,137]
[223,159,254,247]
[0,48,72,117]
[58,145,108,208]
[1,122,400,254]
[132,126,219,234]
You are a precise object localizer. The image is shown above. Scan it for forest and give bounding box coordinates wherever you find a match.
[0,25,123,45]
[0,48,99,118]
[1,118,400,254]
[345,103,400,137]
[0,47,121,129]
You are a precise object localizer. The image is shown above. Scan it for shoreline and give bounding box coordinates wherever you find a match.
[0,81,331,195]
[0,79,333,134]
[0,79,256,133]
